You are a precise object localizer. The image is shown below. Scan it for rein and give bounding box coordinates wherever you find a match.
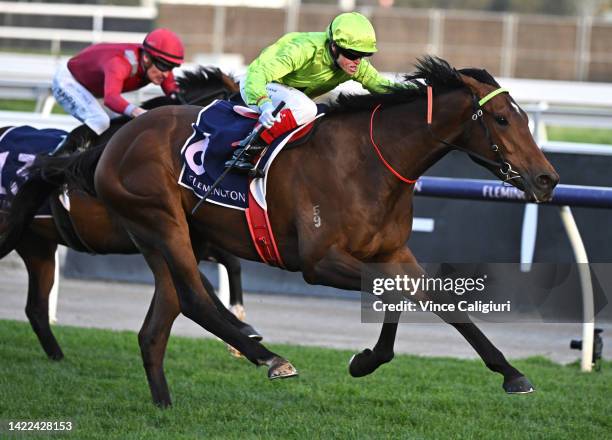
[369,104,417,184]
[368,85,520,185]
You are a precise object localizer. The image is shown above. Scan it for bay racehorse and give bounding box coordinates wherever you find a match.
[3,57,559,406]
[0,67,259,361]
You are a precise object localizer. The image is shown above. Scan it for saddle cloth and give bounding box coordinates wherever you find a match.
[178,99,323,210]
[178,99,325,267]
[0,125,66,216]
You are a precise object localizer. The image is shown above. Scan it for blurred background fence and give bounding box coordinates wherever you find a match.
[2,0,612,81]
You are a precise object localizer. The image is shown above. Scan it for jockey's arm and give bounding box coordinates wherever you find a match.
[355,60,418,94]
[242,37,311,108]
[103,57,145,118]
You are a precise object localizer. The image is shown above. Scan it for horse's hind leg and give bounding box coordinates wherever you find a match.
[201,246,262,341]
[138,251,180,407]
[16,234,63,360]
[118,209,296,382]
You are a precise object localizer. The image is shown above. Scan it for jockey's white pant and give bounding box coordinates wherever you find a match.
[239,81,317,125]
[52,62,110,135]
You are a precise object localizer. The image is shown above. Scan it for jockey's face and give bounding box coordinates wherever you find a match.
[337,53,361,76]
[143,54,171,85]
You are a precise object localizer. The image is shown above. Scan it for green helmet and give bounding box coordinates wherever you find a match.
[327,12,378,54]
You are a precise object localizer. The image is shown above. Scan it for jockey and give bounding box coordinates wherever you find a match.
[51,28,184,154]
[226,11,413,173]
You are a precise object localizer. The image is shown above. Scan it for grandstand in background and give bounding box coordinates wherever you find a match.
[1,0,611,81]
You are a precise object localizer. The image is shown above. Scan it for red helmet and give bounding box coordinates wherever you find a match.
[142,28,184,65]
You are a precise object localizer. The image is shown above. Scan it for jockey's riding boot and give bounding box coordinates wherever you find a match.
[224,137,267,173]
[50,124,97,156]
[225,109,299,177]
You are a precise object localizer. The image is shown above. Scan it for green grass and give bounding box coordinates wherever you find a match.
[0,99,67,114]
[0,320,609,439]
[547,126,612,145]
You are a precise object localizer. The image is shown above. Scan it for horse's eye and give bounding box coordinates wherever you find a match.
[495,115,508,126]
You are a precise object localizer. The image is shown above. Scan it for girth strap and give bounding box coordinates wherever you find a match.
[49,189,98,254]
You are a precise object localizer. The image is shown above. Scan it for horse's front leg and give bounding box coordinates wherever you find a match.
[307,245,533,393]
[371,247,533,394]
[302,245,398,376]
[17,234,64,360]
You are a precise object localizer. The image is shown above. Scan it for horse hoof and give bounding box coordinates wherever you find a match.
[503,376,535,394]
[48,351,64,361]
[349,348,393,378]
[154,399,172,409]
[268,358,298,380]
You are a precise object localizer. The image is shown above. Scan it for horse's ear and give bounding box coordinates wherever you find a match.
[458,73,485,96]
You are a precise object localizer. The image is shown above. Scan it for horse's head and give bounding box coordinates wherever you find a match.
[455,69,559,202]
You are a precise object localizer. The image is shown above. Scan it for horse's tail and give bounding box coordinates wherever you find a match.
[0,145,103,259]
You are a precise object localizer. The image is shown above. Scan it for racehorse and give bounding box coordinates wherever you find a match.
[2,56,559,406]
[0,67,258,362]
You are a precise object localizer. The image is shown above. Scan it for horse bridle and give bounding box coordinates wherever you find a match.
[426,85,521,183]
[369,85,522,185]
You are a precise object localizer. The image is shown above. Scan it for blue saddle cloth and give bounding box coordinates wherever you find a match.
[0,125,66,214]
[179,100,275,210]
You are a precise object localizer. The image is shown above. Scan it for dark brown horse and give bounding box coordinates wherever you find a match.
[0,67,258,361]
[3,57,559,406]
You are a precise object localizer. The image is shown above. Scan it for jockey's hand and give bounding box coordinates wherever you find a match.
[131,107,147,118]
[258,101,281,129]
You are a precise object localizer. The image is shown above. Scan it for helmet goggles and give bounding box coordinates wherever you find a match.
[336,46,373,61]
[151,56,178,72]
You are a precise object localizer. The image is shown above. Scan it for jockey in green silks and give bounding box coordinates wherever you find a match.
[225,11,415,173]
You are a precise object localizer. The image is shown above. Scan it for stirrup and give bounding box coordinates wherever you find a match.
[248,167,265,179]
[230,159,256,173]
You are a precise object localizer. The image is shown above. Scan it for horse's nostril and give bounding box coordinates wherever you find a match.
[536,174,557,189]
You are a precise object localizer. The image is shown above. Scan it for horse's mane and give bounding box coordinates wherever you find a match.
[330,56,500,113]
[176,66,237,94]
[176,66,239,104]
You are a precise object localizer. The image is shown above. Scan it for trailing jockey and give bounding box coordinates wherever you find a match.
[225,11,414,174]
[51,28,184,154]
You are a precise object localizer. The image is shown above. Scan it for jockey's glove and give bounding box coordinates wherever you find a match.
[258,101,281,129]
[131,107,148,118]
